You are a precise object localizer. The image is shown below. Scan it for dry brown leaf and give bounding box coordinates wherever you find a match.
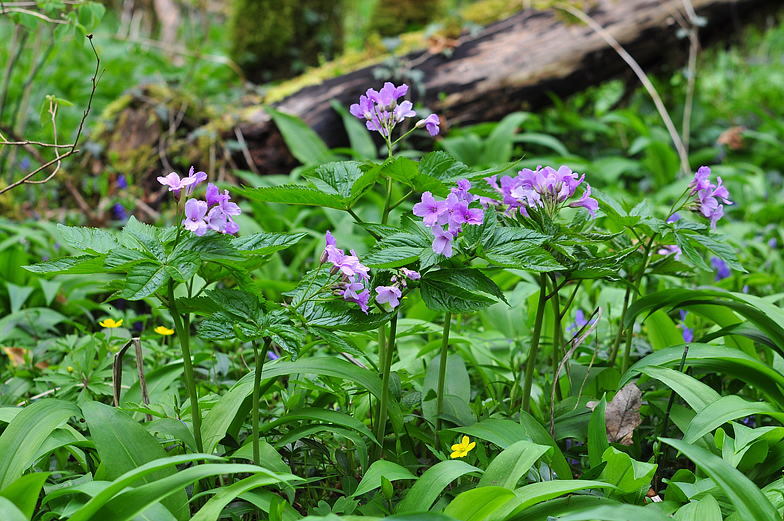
[586,382,642,446]
[2,347,48,369]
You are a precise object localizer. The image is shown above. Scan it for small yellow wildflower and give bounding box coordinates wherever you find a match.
[99,318,123,328]
[450,436,476,459]
[154,326,175,336]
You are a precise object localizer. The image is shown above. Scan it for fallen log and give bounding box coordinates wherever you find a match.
[234,0,780,173]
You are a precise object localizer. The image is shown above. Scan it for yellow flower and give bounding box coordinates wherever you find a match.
[450,436,476,459]
[99,318,123,328]
[155,326,175,336]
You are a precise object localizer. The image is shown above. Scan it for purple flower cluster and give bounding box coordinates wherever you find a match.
[324,231,372,313]
[350,82,440,138]
[157,167,241,236]
[375,268,420,311]
[711,256,731,281]
[657,244,682,260]
[688,166,732,230]
[485,165,598,219]
[413,180,483,258]
[679,309,694,343]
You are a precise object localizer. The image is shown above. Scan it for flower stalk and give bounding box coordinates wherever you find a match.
[167,279,203,453]
[373,315,397,462]
[252,337,272,467]
[434,312,453,451]
[522,273,549,413]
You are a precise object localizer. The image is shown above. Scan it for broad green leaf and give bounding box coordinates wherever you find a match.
[662,438,779,521]
[352,460,416,497]
[445,419,527,450]
[363,246,424,268]
[0,472,49,518]
[477,440,551,489]
[104,247,154,271]
[232,439,290,475]
[644,310,684,350]
[481,112,532,164]
[420,268,507,313]
[65,455,216,521]
[600,447,656,494]
[267,107,332,165]
[191,472,294,521]
[513,480,617,511]
[262,408,377,445]
[0,399,79,490]
[166,249,200,282]
[422,354,473,428]
[241,185,346,209]
[620,344,784,406]
[0,497,26,521]
[146,418,198,453]
[559,504,671,521]
[57,224,118,254]
[238,358,404,432]
[587,397,609,469]
[518,411,572,480]
[683,395,784,444]
[503,496,615,521]
[300,301,394,331]
[232,232,307,256]
[201,379,255,455]
[93,463,295,521]
[637,366,720,413]
[381,156,449,195]
[119,261,169,300]
[514,132,569,156]
[24,255,101,274]
[419,151,473,181]
[80,401,188,520]
[178,232,243,262]
[304,161,364,199]
[395,460,481,513]
[308,326,364,358]
[673,494,722,521]
[443,486,518,521]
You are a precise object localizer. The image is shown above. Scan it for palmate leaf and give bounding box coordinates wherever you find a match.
[420,268,508,313]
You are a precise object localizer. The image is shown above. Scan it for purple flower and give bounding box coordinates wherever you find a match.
[322,231,372,314]
[431,226,454,257]
[401,268,420,280]
[688,166,732,230]
[768,238,777,249]
[206,183,229,207]
[157,172,196,197]
[350,83,417,138]
[183,167,207,197]
[658,245,682,260]
[711,256,731,281]
[413,192,448,227]
[375,285,402,309]
[416,114,441,136]
[666,212,680,224]
[183,199,208,236]
[689,166,712,195]
[569,185,599,218]
[116,175,128,189]
[113,203,128,221]
[679,310,693,343]
[488,165,596,219]
[224,217,240,235]
[268,350,280,361]
[451,179,474,203]
[565,309,588,337]
[205,206,227,232]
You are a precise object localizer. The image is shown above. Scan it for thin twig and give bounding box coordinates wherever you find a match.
[554,3,690,176]
[235,126,260,175]
[0,35,103,194]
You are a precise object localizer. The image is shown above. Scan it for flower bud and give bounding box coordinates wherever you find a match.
[67,366,74,373]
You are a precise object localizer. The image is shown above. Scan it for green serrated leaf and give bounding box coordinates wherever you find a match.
[24,255,99,274]
[241,185,347,209]
[304,161,364,199]
[420,268,507,313]
[57,224,118,254]
[232,232,307,256]
[119,262,170,300]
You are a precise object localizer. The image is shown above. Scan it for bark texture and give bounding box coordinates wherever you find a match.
[234,0,780,172]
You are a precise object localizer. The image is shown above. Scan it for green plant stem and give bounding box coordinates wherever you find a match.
[549,275,563,402]
[434,312,452,451]
[381,177,393,225]
[621,235,658,374]
[167,280,204,453]
[656,344,689,490]
[374,315,397,461]
[608,285,632,367]
[252,338,271,467]
[522,273,549,414]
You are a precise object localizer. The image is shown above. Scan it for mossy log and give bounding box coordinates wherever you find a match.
[234,0,780,173]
